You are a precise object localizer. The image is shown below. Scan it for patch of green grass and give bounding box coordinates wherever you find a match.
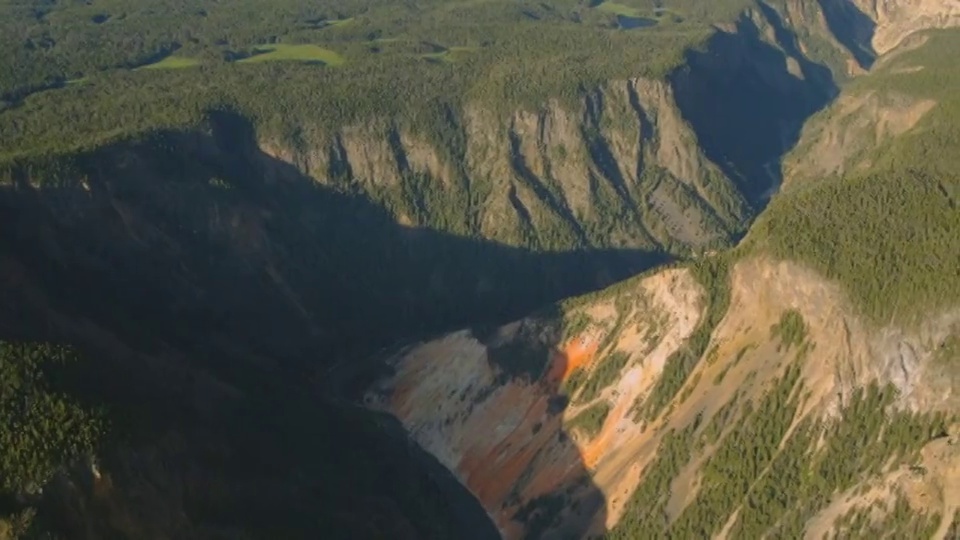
[322,17,354,28]
[567,401,611,439]
[0,7,718,160]
[137,55,201,70]
[237,44,346,66]
[595,2,643,17]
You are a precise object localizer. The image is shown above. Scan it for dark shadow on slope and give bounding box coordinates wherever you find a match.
[0,109,642,538]
[670,9,838,210]
[341,306,608,540]
[817,0,876,69]
[454,312,609,539]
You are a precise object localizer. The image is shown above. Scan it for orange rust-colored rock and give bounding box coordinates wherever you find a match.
[364,268,711,537]
[546,336,599,385]
[458,388,549,506]
[368,332,602,539]
[451,367,594,535]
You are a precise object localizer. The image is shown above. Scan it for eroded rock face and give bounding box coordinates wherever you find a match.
[853,0,960,54]
[365,268,705,538]
[252,0,960,258]
[783,90,937,185]
[258,78,751,255]
[364,257,960,538]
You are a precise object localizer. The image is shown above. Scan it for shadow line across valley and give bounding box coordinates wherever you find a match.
[0,110,662,538]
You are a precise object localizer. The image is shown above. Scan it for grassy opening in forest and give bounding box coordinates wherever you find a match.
[236,44,347,66]
[595,2,643,17]
[137,55,202,70]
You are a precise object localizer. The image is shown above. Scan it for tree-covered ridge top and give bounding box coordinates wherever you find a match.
[0,0,753,159]
[748,29,960,325]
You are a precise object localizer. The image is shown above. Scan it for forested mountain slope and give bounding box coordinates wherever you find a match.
[1,0,958,538]
[1,0,861,256]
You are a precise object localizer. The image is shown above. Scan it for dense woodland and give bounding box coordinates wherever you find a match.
[0,0,762,159]
[750,30,960,324]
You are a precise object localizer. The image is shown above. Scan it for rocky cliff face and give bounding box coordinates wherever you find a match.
[782,84,937,185]
[782,0,959,186]
[363,256,959,538]
[258,77,751,256]
[853,0,960,54]
[366,267,704,538]
[249,0,873,256]
[250,0,959,259]
[357,4,960,538]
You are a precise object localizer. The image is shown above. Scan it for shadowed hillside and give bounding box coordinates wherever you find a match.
[0,110,663,538]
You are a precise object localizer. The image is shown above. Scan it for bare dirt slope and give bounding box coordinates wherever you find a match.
[363,254,959,538]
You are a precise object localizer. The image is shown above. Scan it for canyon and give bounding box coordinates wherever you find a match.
[1,0,958,538]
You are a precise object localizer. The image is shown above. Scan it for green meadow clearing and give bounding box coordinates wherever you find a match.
[595,1,644,17]
[236,44,347,66]
[137,55,202,70]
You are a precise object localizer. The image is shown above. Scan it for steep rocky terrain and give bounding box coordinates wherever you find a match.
[260,78,749,255]
[1,0,959,538]
[851,0,960,55]
[168,0,863,257]
[366,256,958,538]
[357,4,960,538]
